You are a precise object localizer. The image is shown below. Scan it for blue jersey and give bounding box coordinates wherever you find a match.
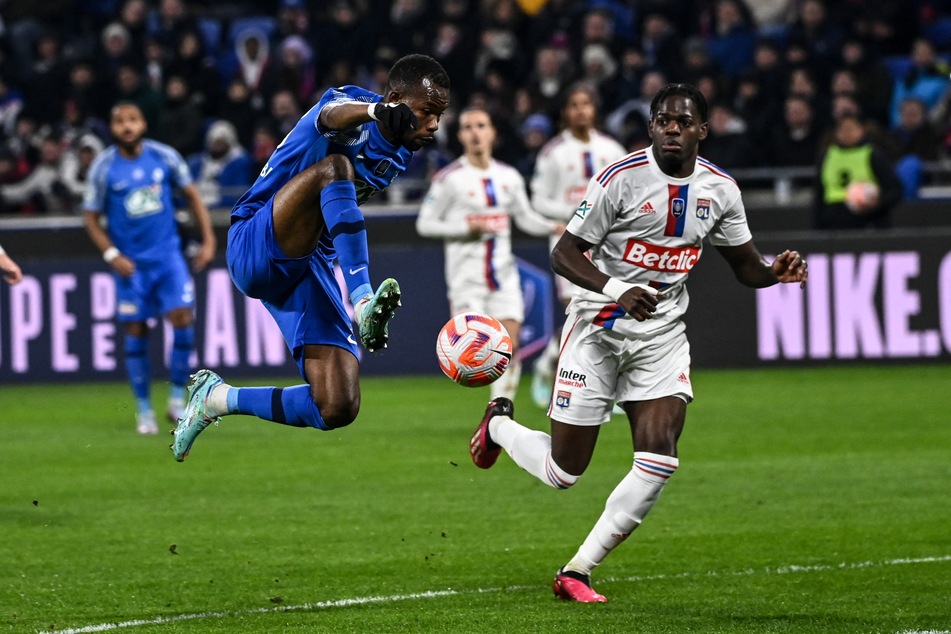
[84,140,193,264]
[232,85,413,219]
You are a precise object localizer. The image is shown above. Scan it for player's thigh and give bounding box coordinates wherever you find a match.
[549,316,620,426]
[114,269,151,323]
[228,200,312,301]
[153,255,195,317]
[615,324,693,406]
[261,257,359,378]
[624,396,687,456]
[549,419,601,476]
[302,343,361,412]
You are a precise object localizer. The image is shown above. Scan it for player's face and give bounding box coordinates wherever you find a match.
[394,82,450,151]
[110,105,147,149]
[564,90,596,131]
[457,110,495,154]
[648,95,707,177]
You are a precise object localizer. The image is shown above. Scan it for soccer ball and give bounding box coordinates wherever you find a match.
[436,313,512,387]
[844,181,879,212]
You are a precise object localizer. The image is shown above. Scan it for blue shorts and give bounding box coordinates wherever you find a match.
[115,255,194,322]
[227,198,358,375]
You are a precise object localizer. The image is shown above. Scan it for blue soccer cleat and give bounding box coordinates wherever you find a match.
[171,369,223,462]
[356,278,402,352]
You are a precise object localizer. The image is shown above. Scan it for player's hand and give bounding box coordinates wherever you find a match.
[0,254,23,285]
[111,254,136,277]
[192,239,216,272]
[466,216,489,238]
[617,285,661,321]
[772,249,808,289]
[372,102,417,137]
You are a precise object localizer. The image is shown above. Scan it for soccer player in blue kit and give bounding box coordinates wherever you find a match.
[84,102,217,435]
[172,54,450,461]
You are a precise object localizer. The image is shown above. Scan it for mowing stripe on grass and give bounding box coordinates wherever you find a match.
[38,555,951,634]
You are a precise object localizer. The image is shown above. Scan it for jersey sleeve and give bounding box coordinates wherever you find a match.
[82,153,110,213]
[314,85,378,144]
[510,170,557,237]
[166,147,194,189]
[416,172,470,239]
[565,177,616,246]
[708,190,753,247]
[529,147,567,220]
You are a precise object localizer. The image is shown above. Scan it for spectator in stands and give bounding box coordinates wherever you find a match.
[526,43,574,120]
[59,133,105,212]
[166,29,221,117]
[639,12,682,80]
[700,102,756,168]
[274,35,317,107]
[613,45,647,109]
[838,36,894,128]
[766,94,822,168]
[429,21,476,107]
[216,78,257,149]
[149,0,196,49]
[514,112,552,180]
[0,75,25,138]
[114,64,163,134]
[266,89,302,137]
[886,98,944,199]
[65,61,110,124]
[813,114,902,230]
[605,69,666,150]
[786,0,843,84]
[117,0,150,55]
[98,22,139,81]
[733,71,779,142]
[889,37,951,129]
[276,0,313,40]
[850,0,919,58]
[250,121,279,176]
[0,133,71,214]
[156,74,204,157]
[706,0,756,78]
[224,26,274,112]
[23,32,69,126]
[0,241,24,285]
[187,120,254,210]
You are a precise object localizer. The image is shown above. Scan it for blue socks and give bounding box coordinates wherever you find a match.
[230,384,327,429]
[170,326,194,392]
[125,334,151,413]
[321,180,372,305]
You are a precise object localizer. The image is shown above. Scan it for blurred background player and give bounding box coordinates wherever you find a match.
[0,242,23,284]
[417,107,563,401]
[172,54,450,461]
[469,84,808,602]
[528,83,627,408]
[83,102,217,435]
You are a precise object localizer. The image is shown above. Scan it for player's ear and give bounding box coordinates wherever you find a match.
[697,121,709,141]
[385,90,403,104]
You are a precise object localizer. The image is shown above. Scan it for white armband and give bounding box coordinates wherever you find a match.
[103,246,121,263]
[602,278,657,302]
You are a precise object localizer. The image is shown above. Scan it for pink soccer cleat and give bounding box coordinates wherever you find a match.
[553,569,608,603]
[469,397,512,469]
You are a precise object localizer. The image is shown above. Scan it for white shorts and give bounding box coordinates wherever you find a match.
[547,315,693,426]
[449,277,524,322]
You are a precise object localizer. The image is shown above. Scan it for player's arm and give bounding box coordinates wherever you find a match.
[715,241,808,289]
[416,176,474,239]
[551,231,659,321]
[83,210,135,277]
[529,151,568,219]
[0,244,23,285]
[320,100,417,137]
[511,175,564,237]
[180,183,217,272]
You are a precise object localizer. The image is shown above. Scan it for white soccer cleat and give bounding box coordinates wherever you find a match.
[136,410,159,435]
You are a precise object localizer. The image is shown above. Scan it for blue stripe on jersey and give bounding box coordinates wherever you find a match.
[484,238,499,290]
[592,304,626,330]
[582,151,594,179]
[664,183,689,237]
[597,152,648,186]
[482,178,498,207]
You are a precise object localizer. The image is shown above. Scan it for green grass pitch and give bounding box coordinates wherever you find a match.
[2,365,950,633]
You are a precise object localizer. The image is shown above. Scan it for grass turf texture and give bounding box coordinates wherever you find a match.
[2,365,949,633]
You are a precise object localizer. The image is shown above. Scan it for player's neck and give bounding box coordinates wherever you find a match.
[117,142,143,159]
[467,152,491,170]
[570,127,592,143]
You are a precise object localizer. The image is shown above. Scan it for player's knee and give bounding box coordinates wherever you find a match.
[317,394,360,429]
[546,455,581,490]
[315,154,354,185]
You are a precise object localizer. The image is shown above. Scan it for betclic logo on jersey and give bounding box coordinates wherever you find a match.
[622,239,701,273]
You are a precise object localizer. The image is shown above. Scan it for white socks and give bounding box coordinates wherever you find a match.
[489,415,579,489]
[491,359,522,401]
[564,451,679,576]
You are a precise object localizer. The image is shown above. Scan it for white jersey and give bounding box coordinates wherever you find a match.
[417,156,557,296]
[531,129,628,222]
[566,148,753,338]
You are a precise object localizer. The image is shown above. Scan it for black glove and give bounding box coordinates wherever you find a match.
[371,102,417,136]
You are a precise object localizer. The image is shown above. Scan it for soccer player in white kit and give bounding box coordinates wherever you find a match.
[529,83,628,407]
[417,107,563,400]
[469,84,808,602]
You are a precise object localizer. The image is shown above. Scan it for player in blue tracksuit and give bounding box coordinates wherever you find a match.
[172,54,450,461]
[83,102,217,435]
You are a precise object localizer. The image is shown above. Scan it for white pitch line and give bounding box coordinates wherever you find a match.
[38,555,951,634]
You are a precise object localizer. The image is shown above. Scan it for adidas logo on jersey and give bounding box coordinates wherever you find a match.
[638,202,656,214]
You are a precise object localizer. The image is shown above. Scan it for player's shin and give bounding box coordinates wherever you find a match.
[125,334,151,413]
[564,452,679,575]
[490,417,579,489]
[490,359,521,400]
[229,384,327,429]
[321,180,372,304]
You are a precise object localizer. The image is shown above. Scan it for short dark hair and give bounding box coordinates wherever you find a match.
[387,54,451,93]
[649,83,709,123]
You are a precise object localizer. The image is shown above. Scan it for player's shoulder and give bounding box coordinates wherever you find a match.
[593,130,627,152]
[142,139,186,163]
[491,159,527,184]
[696,155,740,191]
[595,148,650,187]
[432,157,466,183]
[538,132,567,158]
[89,145,119,172]
[322,84,380,105]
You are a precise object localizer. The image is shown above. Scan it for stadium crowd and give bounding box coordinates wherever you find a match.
[0,0,949,215]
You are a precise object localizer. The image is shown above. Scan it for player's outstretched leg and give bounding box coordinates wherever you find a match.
[469,396,513,469]
[171,369,223,462]
[354,278,401,352]
[553,568,608,603]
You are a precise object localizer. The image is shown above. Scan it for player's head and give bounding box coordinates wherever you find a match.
[457,106,495,157]
[384,54,451,151]
[648,83,709,176]
[561,82,599,133]
[109,101,147,151]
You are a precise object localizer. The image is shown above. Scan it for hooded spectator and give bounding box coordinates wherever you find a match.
[187,120,254,210]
